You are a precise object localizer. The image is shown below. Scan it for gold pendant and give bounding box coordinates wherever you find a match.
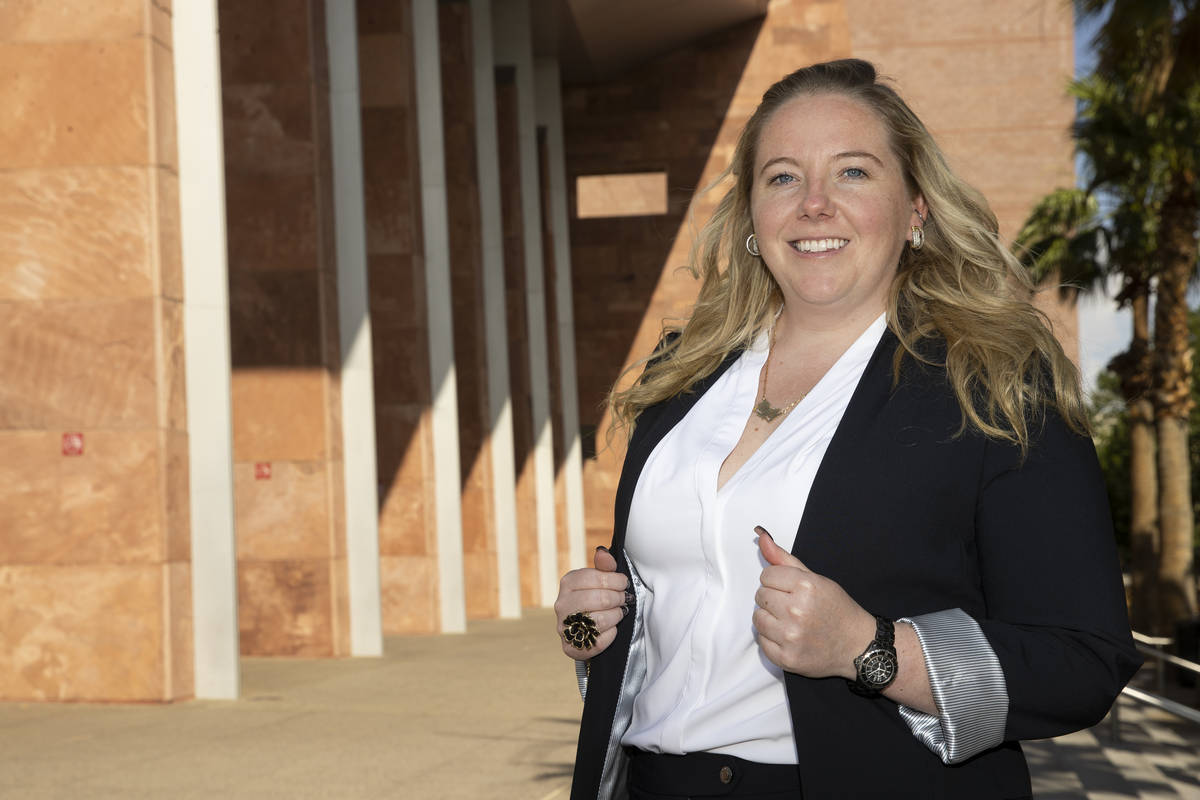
[754,398,784,422]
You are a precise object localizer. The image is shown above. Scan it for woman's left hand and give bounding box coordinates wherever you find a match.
[753,528,875,679]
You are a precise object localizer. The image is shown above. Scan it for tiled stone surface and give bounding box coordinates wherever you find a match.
[0,0,146,42]
[233,460,332,562]
[0,429,174,568]
[1035,288,1081,366]
[230,369,329,462]
[220,0,349,655]
[228,270,324,367]
[0,40,149,168]
[0,167,153,301]
[496,70,543,608]
[358,0,445,633]
[539,129,572,582]
[166,559,194,698]
[217,0,314,85]
[441,1,502,620]
[0,299,158,429]
[371,315,433,405]
[150,0,172,49]
[330,555,351,655]
[237,559,334,656]
[1025,696,1200,798]
[149,38,177,170]
[357,0,408,35]
[936,127,1076,239]
[359,106,418,253]
[850,39,1074,136]
[379,474,431,557]
[155,168,183,301]
[463,549,499,620]
[0,0,189,701]
[0,616,1194,798]
[358,33,413,108]
[224,173,320,273]
[0,432,58,551]
[380,554,438,634]
[0,564,164,701]
[157,296,187,431]
[162,429,191,563]
[58,430,163,563]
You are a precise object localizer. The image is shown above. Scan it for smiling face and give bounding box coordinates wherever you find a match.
[749,92,925,326]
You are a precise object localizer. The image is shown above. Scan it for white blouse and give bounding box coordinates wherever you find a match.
[617,314,1008,765]
[620,316,888,763]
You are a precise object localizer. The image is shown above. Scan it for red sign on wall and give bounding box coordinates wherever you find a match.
[255,462,272,480]
[62,433,84,456]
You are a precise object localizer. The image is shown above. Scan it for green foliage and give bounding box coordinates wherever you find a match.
[1091,309,1200,555]
[1014,188,1104,291]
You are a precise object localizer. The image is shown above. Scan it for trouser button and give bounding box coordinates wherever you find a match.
[719,765,733,784]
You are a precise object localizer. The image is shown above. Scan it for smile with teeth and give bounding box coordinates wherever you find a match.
[791,237,849,253]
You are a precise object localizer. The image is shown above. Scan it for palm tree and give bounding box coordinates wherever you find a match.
[1014,171,1162,630]
[1075,0,1200,630]
[1072,72,1167,631]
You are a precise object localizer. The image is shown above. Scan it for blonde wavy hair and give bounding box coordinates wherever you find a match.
[608,59,1086,452]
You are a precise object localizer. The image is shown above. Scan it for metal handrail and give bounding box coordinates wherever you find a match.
[1119,686,1200,726]
[1132,631,1173,647]
[1107,630,1200,741]
[1136,643,1200,677]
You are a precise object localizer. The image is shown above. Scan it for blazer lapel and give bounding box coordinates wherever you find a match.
[791,329,899,558]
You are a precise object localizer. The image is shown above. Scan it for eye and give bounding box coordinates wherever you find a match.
[841,166,869,179]
[768,173,795,186]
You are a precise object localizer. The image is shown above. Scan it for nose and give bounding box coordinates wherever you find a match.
[799,177,832,218]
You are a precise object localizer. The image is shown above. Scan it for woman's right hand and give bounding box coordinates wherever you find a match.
[554,546,630,659]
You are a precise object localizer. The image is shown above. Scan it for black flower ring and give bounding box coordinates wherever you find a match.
[563,612,600,650]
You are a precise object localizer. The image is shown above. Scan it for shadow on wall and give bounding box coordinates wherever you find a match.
[563,17,765,443]
[215,0,762,635]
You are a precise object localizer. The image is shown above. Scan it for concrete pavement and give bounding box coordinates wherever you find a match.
[1,608,1198,799]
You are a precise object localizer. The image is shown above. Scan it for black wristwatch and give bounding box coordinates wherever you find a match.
[848,615,898,697]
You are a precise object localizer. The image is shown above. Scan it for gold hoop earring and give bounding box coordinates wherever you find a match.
[909,226,924,251]
[746,233,760,257]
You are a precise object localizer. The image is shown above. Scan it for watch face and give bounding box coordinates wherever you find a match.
[859,649,897,688]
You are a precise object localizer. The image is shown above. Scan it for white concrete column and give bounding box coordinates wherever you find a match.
[535,58,586,572]
[471,0,522,618]
[325,0,383,656]
[173,0,239,699]
[412,0,467,633]
[494,0,559,607]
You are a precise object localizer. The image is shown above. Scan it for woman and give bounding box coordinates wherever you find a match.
[555,59,1140,799]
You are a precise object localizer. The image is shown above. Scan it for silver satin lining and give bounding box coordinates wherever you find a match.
[575,659,588,700]
[897,608,1009,764]
[596,557,648,800]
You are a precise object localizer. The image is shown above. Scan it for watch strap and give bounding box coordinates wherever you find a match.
[848,615,897,697]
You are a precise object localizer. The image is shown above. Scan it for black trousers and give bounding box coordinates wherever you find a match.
[625,748,802,799]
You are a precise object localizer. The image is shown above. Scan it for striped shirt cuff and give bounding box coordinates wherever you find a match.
[575,659,588,700]
[897,609,1008,764]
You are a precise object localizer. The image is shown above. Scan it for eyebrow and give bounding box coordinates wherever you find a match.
[758,150,886,175]
[836,150,885,166]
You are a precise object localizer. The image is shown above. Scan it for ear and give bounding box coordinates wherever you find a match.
[911,193,928,226]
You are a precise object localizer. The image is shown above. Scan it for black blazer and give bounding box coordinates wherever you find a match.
[571,329,1141,799]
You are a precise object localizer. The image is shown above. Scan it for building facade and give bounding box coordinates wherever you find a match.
[0,0,1076,701]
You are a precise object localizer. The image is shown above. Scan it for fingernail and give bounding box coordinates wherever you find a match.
[596,545,610,554]
[754,525,773,540]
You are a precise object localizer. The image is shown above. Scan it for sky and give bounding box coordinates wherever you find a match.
[1072,7,1132,396]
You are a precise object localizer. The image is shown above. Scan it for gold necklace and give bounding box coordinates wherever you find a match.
[754,324,807,423]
